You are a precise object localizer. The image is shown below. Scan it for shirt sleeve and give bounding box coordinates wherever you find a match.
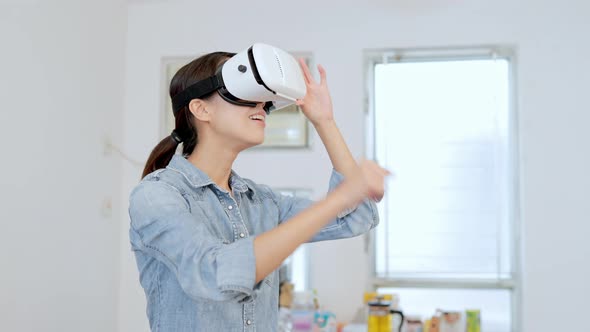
[128,180,256,302]
[269,169,380,242]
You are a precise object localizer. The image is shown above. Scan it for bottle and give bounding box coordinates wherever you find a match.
[405,315,423,332]
[465,309,481,332]
[279,306,293,332]
[291,291,315,332]
[279,281,295,332]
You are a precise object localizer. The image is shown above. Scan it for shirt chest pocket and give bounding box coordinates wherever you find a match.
[186,194,236,244]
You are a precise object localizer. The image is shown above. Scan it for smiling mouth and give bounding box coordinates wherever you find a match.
[248,114,265,122]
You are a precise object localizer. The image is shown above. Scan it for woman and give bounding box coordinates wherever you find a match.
[129,50,389,331]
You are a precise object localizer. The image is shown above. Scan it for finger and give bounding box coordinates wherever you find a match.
[365,161,386,176]
[299,58,315,85]
[371,179,386,198]
[368,181,385,202]
[366,161,391,177]
[318,64,327,85]
[367,169,389,190]
[363,169,383,189]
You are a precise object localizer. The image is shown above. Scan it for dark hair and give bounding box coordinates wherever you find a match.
[141,52,236,178]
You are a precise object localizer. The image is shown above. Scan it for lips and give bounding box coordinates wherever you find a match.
[249,114,265,122]
[248,111,266,123]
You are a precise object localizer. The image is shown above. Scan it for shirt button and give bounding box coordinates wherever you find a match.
[239,233,245,238]
[246,320,252,325]
[228,205,233,210]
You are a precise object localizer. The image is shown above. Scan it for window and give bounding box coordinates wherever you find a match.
[365,47,519,332]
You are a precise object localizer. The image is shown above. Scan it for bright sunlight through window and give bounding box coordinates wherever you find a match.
[369,50,518,332]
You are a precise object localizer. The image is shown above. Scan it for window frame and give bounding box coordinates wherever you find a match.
[363,45,522,332]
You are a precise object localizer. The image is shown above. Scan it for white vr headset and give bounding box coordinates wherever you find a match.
[172,43,307,115]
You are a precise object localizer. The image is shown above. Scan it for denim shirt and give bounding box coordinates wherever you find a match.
[128,155,379,332]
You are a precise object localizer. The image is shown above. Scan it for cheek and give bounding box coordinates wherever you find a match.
[215,112,252,136]
[213,110,246,129]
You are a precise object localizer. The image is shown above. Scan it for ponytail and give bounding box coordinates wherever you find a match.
[141,109,199,179]
[141,134,180,179]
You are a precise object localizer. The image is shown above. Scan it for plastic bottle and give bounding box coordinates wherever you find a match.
[291,291,315,332]
[279,306,293,332]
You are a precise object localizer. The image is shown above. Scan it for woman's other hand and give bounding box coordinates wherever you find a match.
[337,160,391,206]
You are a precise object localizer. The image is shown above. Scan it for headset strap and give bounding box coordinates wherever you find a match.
[171,74,223,116]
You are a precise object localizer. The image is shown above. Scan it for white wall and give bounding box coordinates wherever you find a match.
[0,1,127,331]
[120,0,590,331]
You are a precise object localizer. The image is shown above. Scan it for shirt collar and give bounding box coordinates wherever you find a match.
[166,154,251,193]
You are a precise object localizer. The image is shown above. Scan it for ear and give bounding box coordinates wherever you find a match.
[188,99,211,122]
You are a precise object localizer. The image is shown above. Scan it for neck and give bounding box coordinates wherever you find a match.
[186,138,238,193]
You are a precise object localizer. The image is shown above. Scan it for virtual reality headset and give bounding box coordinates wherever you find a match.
[172,43,307,115]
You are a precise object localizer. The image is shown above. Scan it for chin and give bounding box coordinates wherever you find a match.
[239,136,265,150]
[251,133,265,145]
[250,138,265,148]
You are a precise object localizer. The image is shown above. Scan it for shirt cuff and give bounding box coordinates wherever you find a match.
[329,168,360,218]
[216,237,256,295]
[337,205,359,218]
